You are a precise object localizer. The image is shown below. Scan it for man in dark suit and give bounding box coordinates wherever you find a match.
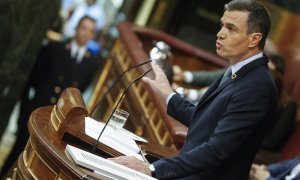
[109,0,277,179]
[0,16,100,177]
[250,156,300,180]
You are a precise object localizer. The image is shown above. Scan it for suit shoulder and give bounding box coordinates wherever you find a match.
[43,40,66,49]
[234,66,276,95]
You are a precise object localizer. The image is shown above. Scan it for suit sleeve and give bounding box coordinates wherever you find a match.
[21,42,53,100]
[28,42,54,88]
[167,94,196,127]
[267,156,300,177]
[266,177,278,180]
[153,85,275,179]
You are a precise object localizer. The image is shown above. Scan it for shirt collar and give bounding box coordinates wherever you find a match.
[230,52,263,74]
[70,40,87,62]
[70,40,77,57]
[70,40,87,52]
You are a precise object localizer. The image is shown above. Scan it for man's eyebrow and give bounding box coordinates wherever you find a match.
[219,19,239,30]
[225,22,239,30]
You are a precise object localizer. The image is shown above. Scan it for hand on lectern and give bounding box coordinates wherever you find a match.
[108,156,152,176]
[142,63,174,101]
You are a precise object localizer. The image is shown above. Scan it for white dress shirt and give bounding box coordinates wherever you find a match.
[70,40,87,63]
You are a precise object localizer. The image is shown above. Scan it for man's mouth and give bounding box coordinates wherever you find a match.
[216,41,222,49]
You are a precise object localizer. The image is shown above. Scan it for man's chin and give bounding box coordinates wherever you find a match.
[216,49,223,56]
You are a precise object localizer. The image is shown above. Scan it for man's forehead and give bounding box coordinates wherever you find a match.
[79,19,96,27]
[221,10,249,24]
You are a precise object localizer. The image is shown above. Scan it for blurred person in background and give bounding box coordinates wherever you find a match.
[250,156,300,180]
[62,0,107,38]
[0,16,101,178]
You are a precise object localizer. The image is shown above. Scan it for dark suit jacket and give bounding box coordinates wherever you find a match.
[19,40,100,125]
[153,56,277,179]
[267,156,300,180]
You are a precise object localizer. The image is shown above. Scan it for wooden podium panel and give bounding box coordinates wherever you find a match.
[88,22,228,150]
[14,108,105,180]
[12,88,106,179]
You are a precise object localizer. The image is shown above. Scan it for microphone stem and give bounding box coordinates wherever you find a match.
[91,69,152,154]
[90,59,152,117]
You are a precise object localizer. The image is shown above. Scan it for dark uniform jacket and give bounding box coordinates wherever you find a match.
[0,40,100,176]
[20,40,100,125]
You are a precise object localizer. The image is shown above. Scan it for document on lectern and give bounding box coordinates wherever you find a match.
[85,117,143,160]
[66,144,157,180]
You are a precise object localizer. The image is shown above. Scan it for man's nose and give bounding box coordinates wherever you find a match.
[217,28,226,39]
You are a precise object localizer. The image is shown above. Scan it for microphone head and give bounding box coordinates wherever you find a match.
[149,41,173,83]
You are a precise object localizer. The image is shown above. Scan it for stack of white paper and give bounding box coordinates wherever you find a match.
[66,144,157,180]
[85,117,143,160]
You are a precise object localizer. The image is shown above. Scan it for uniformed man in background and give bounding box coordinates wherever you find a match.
[0,15,100,177]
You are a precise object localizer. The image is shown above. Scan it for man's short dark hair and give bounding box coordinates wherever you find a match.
[225,0,271,50]
[76,15,96,29]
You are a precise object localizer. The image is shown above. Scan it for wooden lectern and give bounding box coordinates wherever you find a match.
[12,87,177,179]
[13,88,101,179]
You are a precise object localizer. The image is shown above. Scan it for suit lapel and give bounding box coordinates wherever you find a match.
[196,55,269,109]
[196,75,234,109]
[196,75,221,105]
[63,41,73,60]
[64,40,92,63]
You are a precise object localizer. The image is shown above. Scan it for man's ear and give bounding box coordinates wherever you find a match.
[249,33,262,48]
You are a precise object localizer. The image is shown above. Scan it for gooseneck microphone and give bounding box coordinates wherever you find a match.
[89,59,152,117]
[91,69,152,154]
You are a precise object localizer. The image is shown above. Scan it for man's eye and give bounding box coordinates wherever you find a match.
[227,26,234,31]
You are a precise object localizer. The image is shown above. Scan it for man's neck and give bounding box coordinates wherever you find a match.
[230,52,263,74]
[229,49,261,65]
[72,39,85,48]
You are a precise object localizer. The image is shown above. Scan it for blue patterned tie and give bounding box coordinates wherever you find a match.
[219,67,232,86]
